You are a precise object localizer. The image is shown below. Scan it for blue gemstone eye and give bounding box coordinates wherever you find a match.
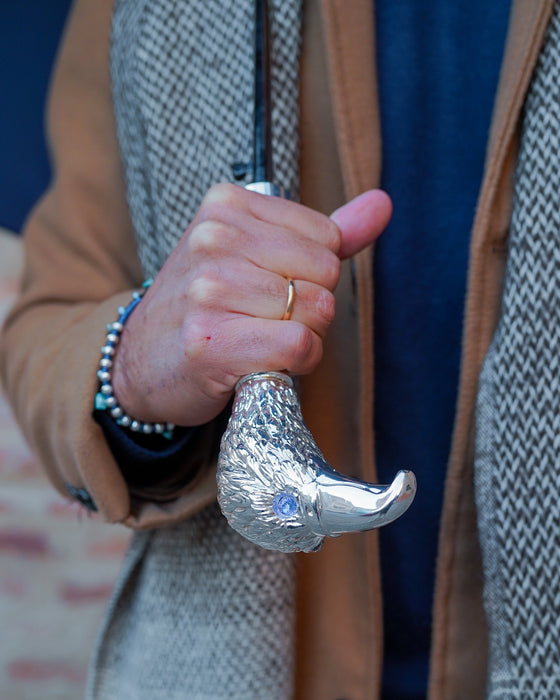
[273,493,298,519]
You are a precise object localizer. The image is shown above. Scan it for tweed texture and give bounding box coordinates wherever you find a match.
[111,0,301,278]
[87,505,295,700]
[88,1,302,698]
[475,3,560,697]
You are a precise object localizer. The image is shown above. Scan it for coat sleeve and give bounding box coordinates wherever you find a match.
[0,0,219,529]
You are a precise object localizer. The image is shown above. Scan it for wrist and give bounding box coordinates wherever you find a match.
[111,323,143,418]
[95,282,175,438]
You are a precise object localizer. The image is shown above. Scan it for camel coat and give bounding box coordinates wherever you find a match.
[1,0,555,697]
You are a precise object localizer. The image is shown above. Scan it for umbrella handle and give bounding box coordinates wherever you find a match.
[217,371,416,553]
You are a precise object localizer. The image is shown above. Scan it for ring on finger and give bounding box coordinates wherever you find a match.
[281,278,296,321]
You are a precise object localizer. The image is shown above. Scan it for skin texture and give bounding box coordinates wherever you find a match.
[112,184,392,427]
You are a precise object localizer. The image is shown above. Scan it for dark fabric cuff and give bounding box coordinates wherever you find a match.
[94,409,197,491]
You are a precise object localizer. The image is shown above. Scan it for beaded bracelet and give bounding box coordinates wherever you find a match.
[94,279,175,440]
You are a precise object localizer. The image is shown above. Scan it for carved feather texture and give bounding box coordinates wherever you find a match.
[217,374,325,553]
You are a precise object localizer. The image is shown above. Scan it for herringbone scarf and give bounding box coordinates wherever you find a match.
[475,3,560,697]
[87,2,301,699]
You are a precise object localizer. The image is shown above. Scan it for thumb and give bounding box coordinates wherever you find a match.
[330,189,392,260]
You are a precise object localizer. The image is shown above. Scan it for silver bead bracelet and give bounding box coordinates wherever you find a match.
[95,280,175,439]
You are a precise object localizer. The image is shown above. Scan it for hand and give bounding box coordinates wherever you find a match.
[111,184,392,426]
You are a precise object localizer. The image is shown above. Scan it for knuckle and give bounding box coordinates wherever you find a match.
[186,275,221,309]
[266,276,289,305]
[200,183,245,218]
[323,217,342,252]
[315,289,336,327]
[188,220,236,255]
[181,319,208,362]
[286,324,317,367]
[321,251,341,290]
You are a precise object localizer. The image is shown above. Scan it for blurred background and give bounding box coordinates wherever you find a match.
[0,3,130,698]
[1,0,70,233]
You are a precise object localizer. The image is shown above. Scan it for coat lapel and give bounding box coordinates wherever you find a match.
[295,3,384,699]
[319,0,381,197]
[319,0,380,484]
[429,2,554,698]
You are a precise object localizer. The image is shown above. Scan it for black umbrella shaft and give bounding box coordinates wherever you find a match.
[253,0,273,183]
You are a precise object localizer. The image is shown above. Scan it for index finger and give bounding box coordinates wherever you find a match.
[242,187,342,253]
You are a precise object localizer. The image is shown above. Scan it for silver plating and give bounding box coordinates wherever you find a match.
[217,372,417,553]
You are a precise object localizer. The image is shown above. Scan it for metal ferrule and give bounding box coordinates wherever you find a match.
[245,181,286,198]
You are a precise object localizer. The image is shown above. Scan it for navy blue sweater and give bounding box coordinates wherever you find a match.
[374,1,510,697]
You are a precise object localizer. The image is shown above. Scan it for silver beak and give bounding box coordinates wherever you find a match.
[311,466,417,536]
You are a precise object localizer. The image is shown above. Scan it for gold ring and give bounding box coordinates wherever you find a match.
[282,278,295,320]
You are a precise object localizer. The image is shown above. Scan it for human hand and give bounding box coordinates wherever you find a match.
[111,184,391,426]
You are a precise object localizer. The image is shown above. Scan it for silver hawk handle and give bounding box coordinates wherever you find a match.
[217,371,416,553]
